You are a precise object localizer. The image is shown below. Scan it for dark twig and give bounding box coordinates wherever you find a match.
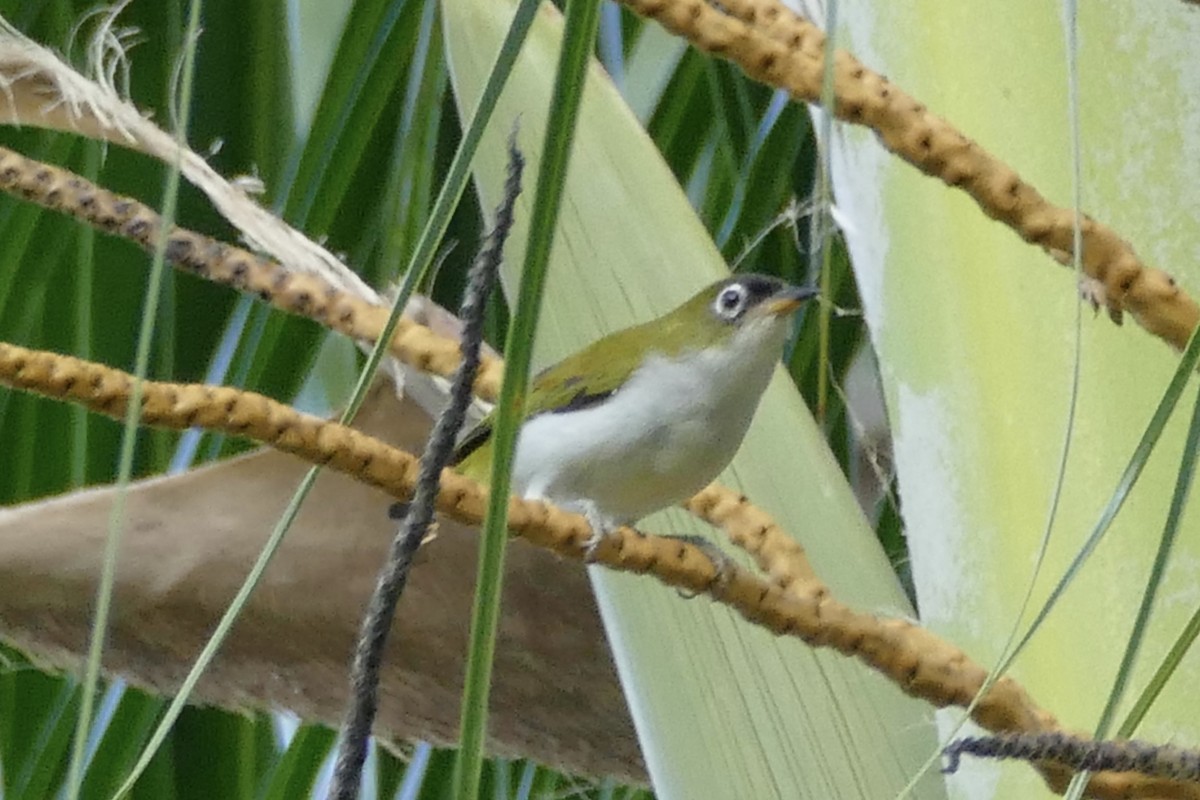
[328,131,524,800]
[943,732,1200,784]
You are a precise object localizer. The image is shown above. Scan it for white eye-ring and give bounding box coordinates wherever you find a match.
[713,284,748,320]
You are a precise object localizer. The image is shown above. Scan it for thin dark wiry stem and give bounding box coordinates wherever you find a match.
[943,732,1200,783]
[327,132,524,800]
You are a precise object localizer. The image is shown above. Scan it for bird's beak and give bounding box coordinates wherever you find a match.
[764,285,819,316]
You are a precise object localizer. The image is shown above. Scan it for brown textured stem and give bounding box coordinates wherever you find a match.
[1,340,1195,799]
[617,0,1199,351]
[0,145,504,401]
[686,483,819,586]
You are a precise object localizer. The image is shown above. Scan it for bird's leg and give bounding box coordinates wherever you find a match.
[581,501,620,562]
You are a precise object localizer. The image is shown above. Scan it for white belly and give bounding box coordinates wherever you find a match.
[511,322,787,525]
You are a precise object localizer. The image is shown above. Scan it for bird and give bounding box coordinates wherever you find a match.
[451,273,817,543]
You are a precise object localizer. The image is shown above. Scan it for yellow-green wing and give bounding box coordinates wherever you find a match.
[450,321,655,482]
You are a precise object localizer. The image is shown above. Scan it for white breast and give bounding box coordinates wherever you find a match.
[511,316,789,526]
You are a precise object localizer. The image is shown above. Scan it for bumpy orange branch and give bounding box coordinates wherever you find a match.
[1,340,1196,799]
[0,146,504,400]
[615,0,1200,351]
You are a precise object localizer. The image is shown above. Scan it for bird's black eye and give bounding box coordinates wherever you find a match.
[713,284,748,320]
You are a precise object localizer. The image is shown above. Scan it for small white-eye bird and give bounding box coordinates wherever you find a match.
[451,274,817,537]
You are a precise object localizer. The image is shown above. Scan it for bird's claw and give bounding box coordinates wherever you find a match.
[582,532,607,563]
[582,505,618,563]
[1078,274,1106,315]
[667,534,734,593]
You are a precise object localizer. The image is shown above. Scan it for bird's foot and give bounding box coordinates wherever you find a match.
[1078,274,1106,315]
[573,505,732,589]
[386,502,439,550]
[581,504,620,562]
[664,534,734,594]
